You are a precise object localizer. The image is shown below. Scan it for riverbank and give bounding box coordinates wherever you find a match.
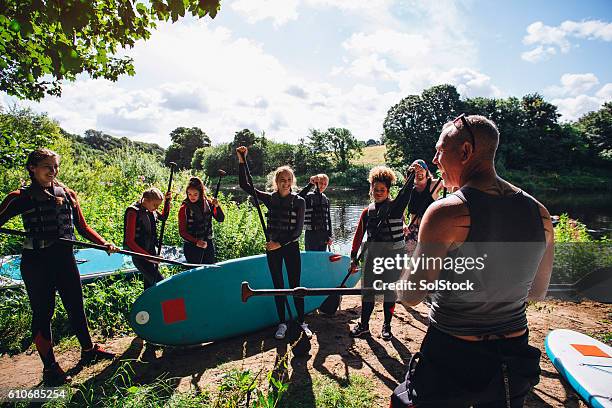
[1,297,609,407]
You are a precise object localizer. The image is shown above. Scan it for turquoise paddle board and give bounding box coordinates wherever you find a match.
[0,249,134,284]
[0,247,184,286]
[546,329,612,408]
[129,251,360,345]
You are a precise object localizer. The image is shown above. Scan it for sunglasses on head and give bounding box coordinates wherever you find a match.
[452,113,476,151]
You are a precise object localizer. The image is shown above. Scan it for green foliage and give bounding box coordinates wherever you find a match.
[329,165,370,190]
[233,129,266,175]
[0,104,62,168]
[383,84,461,168]
[383,85,608,172]
[577,101,612,160]
[263,142,296,174]
[37,362,287,407]
[195,143,234,175]
[165,127,211,169]
[212,194,268,260]
[308,128,362,172]
[552,214,612,283]
[0,0,220,101]
[67,129,165,157]
[309,374,375,408]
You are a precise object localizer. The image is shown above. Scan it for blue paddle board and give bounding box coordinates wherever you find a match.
[0,246,184,286]
[546,329,612,408]
[129,251,360,345]
[0,249,134,284]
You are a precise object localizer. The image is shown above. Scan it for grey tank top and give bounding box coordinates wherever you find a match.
[429,186,546,336]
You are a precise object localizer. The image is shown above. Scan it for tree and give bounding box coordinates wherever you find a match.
[263,142,296,174]
[577,102,612,159]
[383,84,461,168]
[0,0,220,101]
[232,129,265,175]
[325,127,362,171]
[165,126,211,169]
[0,105,61,168]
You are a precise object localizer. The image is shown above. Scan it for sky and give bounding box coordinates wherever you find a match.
[1,0,611,147]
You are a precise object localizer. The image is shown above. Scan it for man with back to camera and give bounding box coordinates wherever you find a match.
[391,114,554,407]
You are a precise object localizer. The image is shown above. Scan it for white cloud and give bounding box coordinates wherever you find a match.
[545,73,600,97]
[230,0,299,27]
[546,74,611,121]
[596,83,612,100]
[522,19,612,62]
[437,68,502,98]
[521,46,557,63]
[394,67,502,99]
[3,18,407,146]
[552,95,604,121]
[332,54,397,81]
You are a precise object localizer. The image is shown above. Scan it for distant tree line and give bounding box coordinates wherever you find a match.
[2,84,610,182]
[383,84,611,172]
[190,127,363,177]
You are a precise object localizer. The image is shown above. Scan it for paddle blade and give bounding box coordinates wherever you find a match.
[329,254,342,262]
[319,294,341,315]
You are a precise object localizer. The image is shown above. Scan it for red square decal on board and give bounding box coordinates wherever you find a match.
[161,298,187,324]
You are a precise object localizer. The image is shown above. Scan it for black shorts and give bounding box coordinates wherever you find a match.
[391,325,541,408]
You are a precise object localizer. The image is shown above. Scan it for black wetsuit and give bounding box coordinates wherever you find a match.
[298,182,332,251]
[239,163,306,323]
[0,185,106,368]
[351,185,412,327]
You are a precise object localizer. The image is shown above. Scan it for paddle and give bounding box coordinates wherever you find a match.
[240,151,270,241]
[214,169,226,198]
[0,228,210,269]
[318,171,416,316]
[198,169,227,264]
[157,161,177,256]
[241,281,373,302]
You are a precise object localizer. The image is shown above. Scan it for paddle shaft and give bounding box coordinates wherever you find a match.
[157,162,177,256]
[0,228,204,268]
[214,174,223,198]
[241,152,270,241]
[241,281,370,302]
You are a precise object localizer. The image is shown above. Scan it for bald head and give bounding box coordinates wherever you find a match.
[441,115,499,161]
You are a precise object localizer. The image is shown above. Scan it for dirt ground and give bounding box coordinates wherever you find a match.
[0,298,610,407]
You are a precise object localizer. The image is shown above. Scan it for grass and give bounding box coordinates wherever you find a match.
[311,374,376,408]
[351,145,386,167]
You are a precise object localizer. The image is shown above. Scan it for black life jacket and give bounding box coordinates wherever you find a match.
[366,200,404,244]
[20,184,76,249]
[409,178,441,218]
[183,199,213,240]
[304,192,330,231]
[266,192,298,235]
[123,201,158,254]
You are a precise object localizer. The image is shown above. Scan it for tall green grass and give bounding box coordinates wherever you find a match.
[552,214,611,283]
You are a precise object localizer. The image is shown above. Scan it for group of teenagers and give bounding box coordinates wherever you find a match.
[0,113,554,408]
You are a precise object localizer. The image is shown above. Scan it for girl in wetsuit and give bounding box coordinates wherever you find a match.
[0,148,118,385]
[178,177,225,264]
[123,187,172,290]
[236,146,309,340]
[349,166,413,341]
